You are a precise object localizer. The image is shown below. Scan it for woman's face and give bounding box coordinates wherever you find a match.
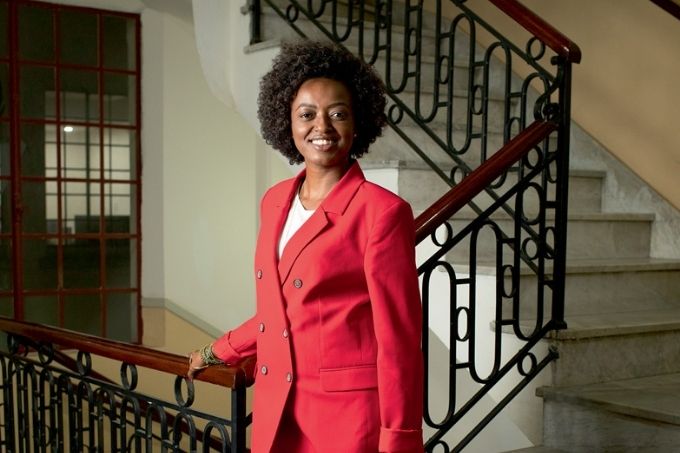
[291,77,355,171]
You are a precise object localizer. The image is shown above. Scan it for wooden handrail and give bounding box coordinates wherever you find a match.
[650,0,680,21]
[0,316,254,389]
[488,0,582,63]
[415,120,558,244]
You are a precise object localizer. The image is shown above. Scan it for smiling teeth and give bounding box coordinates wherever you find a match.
[312,139,334,145]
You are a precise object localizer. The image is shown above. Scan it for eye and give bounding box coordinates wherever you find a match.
[298,111,314,120]
[330,110,349,120]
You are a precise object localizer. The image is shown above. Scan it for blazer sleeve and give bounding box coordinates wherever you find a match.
[211,315,258,365]
[364,200,424,453]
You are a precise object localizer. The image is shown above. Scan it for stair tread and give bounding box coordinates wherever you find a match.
[561,257,680,273]
[512,308,680,339]
[504,447,568,453]
[361,159,607,180]
[465,257,680,275]
[451,211,655,222]
[538,373,680,426]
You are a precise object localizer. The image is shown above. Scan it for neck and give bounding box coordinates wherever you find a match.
[299,160,352,209]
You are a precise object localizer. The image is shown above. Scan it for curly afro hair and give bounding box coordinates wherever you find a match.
[257,40,387,164]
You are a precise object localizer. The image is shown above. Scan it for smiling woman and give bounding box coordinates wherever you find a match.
[188,41,425,453]
[291,78,355,208]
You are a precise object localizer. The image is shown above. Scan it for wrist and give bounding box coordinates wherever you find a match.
[199,343,223,366]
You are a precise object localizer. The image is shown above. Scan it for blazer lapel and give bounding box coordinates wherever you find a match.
[277,161,366,283]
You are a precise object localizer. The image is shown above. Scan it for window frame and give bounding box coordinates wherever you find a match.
[0,0,142,342]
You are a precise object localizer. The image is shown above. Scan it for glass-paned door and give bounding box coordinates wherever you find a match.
[1,0,141,342]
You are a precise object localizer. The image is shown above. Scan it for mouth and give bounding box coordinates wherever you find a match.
[309,138,338,146]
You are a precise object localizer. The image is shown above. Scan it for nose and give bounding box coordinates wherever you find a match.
[313,113,332,131]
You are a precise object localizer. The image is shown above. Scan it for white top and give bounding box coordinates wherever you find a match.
[278,191,315,258]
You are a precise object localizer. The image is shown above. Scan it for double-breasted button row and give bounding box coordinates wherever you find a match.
[258,365,293,383]
[293,278,303,288]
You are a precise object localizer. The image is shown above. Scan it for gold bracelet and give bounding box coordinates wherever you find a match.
[199,343,223,366]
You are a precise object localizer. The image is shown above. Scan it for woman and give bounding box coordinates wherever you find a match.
[188,40,424,453]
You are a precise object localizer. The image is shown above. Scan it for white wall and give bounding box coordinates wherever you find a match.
[157,11,260,333]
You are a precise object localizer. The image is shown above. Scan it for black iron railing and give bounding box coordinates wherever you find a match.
[248,1,579,451]
[0,317,254,452]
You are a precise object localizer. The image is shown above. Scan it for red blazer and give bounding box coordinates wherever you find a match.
[213,162,424,452]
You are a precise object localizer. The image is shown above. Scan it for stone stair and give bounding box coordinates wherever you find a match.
[248,2,680,452]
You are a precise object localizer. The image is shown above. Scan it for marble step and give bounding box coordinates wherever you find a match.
[445,211,654,261]
[369,124,510,169]
[396,91,520,137]
[260,7,513,99]
[512,308,680,387]
[363,159,605,214]
[538,373,680,452]
[261,1,478,60]
[504,447,568,453]
[464,258,680,318]
[263,0,439,29]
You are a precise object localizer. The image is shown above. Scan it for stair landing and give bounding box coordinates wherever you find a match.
[539,373,680,452]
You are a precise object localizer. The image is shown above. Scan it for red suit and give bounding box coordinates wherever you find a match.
[213,162,424,452]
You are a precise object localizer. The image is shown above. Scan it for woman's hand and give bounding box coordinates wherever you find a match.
[187,350,208,380]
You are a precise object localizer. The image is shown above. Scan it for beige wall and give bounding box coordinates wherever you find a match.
[447,0,680,209]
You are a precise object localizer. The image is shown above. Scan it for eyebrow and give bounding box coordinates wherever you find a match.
[294,101,351,110]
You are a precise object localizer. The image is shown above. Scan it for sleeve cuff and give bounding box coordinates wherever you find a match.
[211,332,242,364]
[378,427,424,452]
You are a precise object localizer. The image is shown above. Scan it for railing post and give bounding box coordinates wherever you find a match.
[244,0,262,45]
[551,59,573,331]
[231,380,247,453]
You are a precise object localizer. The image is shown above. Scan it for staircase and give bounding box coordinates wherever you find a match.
[222,1,680,451]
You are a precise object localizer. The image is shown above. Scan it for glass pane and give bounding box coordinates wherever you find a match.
[0,122,8,175]
[21,123,56,177]
[22,181,48,233]
[25,295,58,326]
[63,239,100,288]
[0,296,13,318]
[63,181,101,234]
[61,69,99,122]
[0,178,9,235]
[103,74,135,125]
[104,183,134,232]
[0,63,8,119]
[63,125,101,179]
[103,15,136,71]
[59,9,98,67]
[19,4,55,62]
[104,128,135,180]
[22,240,58,289]
[20,66,55,119]
[0,238,11,290]
[0,2,8,58]
[106,238,135,288]
[0,123,7,235]
[64,294,101,336]
[106,292,137,342]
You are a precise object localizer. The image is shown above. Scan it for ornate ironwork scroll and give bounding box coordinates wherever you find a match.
[0,333,249,452]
